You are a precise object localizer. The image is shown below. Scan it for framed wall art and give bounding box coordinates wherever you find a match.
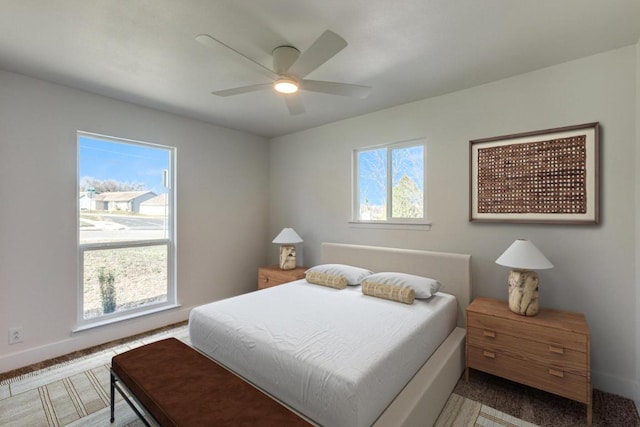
[469,122,599,224]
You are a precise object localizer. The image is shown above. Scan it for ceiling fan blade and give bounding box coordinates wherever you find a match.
[300,80,372,99]
[284,94,305,115]
[196,34,279,80]
[212,83,272,97]
[287,30,347,78]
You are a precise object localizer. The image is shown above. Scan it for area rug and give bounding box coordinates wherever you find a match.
[435,393,539,427]
[2,324,638,426]
[0,324,190,426]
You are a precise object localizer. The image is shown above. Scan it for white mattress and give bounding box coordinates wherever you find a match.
[189,280,457,427]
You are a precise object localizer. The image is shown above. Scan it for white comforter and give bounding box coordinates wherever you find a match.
[189,280,456,427]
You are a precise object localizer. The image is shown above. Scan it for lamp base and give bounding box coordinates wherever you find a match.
[507,269,539,316]
[278,244,297,270]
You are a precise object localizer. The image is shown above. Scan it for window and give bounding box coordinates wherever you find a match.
[353,139,427,224]
[77,132,175,328]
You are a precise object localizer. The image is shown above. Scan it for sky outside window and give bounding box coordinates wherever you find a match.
[79,136,169,194]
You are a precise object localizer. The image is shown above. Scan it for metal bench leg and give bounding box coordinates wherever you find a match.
[110,372,115,423]
[110,369,153,427]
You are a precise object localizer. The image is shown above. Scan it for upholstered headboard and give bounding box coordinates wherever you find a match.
[321,243,472,327]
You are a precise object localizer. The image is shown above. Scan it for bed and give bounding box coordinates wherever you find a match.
[189,243,471,427]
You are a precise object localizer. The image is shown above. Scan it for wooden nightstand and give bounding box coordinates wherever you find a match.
[466,297,592,425]
[257,265,307,290]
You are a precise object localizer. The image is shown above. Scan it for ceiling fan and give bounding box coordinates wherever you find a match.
[195,30,372,115]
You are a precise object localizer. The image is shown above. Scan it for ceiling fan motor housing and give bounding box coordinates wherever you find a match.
[272,45,301,74]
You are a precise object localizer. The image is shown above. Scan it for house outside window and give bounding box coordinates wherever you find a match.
[77,132,176,329]
[352,139,428,225]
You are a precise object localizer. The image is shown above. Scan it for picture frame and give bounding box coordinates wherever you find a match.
[469,122,599,224]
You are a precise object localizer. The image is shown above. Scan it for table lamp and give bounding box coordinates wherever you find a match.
[495,239,553,316]
[272,228,303,270]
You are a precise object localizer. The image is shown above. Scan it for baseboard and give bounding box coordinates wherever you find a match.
[0,305,193,374]
[592,370,639,402]
[634,379,640,415]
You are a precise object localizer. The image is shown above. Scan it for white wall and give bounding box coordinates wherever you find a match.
[635,38,640,408]
[270,46,638,399]
[0,70,270,372]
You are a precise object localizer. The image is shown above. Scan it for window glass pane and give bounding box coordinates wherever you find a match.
[82,245,168,320]
[78,132,174,326]
[391,145,424,218]
[358,148,387,220]
[79,136,170,244]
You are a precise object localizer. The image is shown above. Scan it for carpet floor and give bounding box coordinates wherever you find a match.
[453,369,640,427]
[1,324,638,426]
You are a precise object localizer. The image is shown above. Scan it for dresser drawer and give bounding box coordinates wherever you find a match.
[468,345,589,403]
[468,311,587,353]
[468,326,587,376]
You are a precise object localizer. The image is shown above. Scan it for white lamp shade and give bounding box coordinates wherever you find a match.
[495,239,553,270]
[272,228,303,244]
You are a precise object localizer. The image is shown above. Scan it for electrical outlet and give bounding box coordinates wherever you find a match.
[9,327,23,344]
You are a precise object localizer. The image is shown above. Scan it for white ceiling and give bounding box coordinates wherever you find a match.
[1,1,639,138]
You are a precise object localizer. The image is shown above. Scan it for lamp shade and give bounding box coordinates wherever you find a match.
[495,239,553,270]
[272,228,303,244]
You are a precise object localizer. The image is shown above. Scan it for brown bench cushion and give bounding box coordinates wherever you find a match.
[111,337,311,426]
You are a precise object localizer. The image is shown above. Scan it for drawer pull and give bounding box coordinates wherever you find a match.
[549,345,564,354]
[483,330,496,338]
[483,350,496,359]
[548,368,564,378]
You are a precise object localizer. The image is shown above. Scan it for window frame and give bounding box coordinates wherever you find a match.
[351,138,429,226]
[75,131,177,331]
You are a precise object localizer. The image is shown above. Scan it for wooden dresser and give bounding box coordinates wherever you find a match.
[465,297,591,425]
[258,265,307,290]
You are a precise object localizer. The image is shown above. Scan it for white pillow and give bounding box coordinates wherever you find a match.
[362,272,442,299]
[305,264,373,285]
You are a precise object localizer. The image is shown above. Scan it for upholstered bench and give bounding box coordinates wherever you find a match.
[110,337,312,426]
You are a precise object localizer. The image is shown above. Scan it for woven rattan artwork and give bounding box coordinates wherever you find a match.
[477,136,587,214]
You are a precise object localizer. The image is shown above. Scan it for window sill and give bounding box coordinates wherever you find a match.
[72,303,181,333]
[348,221,432,231]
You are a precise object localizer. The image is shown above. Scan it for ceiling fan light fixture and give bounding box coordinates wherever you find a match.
[274,77,299,94]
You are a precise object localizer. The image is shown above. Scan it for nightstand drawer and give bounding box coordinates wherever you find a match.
[468,311,587,353]
[468,345,589,403]
[258,266,307,290]
[258,273,287,288]
[468,326,587,375]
